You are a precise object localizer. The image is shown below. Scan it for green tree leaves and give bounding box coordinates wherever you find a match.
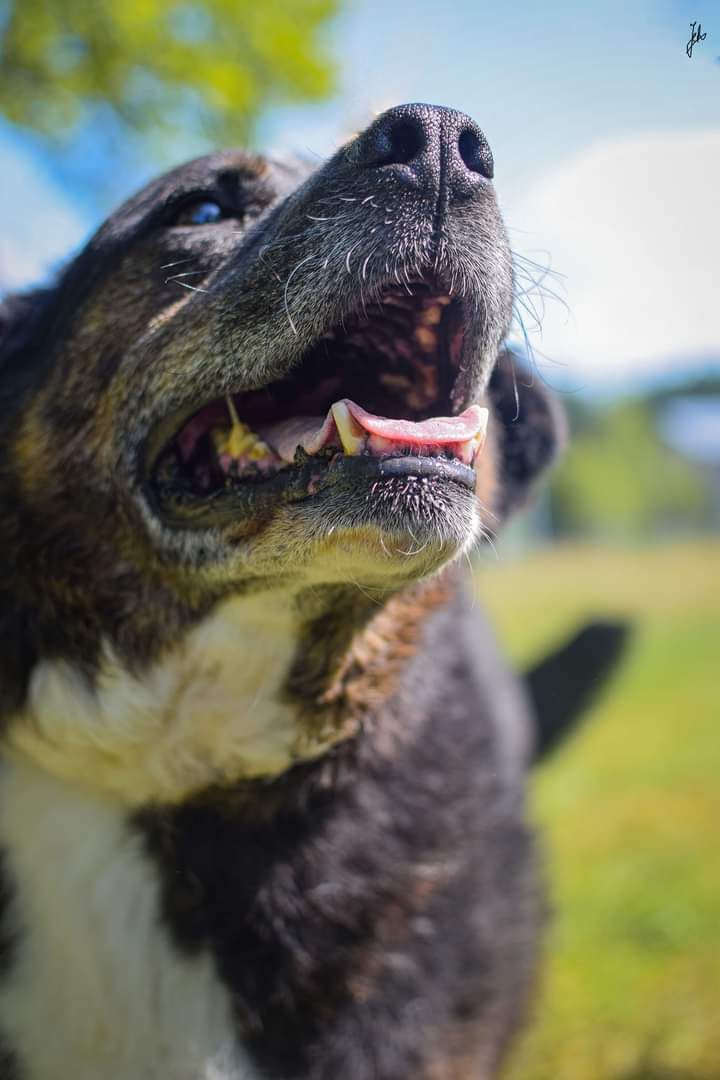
[550,401,711,539]
[0,0,338,153]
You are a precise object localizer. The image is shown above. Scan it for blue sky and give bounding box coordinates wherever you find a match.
[1,0,718,390]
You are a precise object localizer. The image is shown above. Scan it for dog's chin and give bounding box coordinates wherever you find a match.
[219,474,480,589]
[140,468,479,591]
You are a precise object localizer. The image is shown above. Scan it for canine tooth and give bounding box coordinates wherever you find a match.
[458,417,488,465]
[331,401,365,455]
[224,395,252,458]
[457,439,475,465]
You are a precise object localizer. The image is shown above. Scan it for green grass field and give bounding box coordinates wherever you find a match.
[474,541,720,1080]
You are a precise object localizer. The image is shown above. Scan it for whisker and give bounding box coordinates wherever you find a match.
[160,257,197,270]
[164,270,208,284]
[283,253,316,335]
[171,281,209,294]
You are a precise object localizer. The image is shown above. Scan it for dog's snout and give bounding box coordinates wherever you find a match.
[351,103,494,197]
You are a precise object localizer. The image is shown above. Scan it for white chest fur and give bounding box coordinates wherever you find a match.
[0,759,259,1080]
[4,593,335,805]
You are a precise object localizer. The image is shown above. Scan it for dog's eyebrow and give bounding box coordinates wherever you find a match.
[150,163,272,220]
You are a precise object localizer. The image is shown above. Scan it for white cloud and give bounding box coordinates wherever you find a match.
[0,133,89,293]
[505,129,720,383]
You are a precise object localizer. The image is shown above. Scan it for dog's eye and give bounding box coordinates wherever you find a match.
[172,200,228,226]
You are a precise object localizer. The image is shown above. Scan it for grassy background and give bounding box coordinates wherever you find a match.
[474,541,720,1080]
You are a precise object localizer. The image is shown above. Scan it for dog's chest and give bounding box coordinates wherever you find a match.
[0,760,260,1080]
[8,594,323,804]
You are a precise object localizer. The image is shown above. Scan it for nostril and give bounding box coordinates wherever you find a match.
[367,117,426,167]
[458,128,494,179]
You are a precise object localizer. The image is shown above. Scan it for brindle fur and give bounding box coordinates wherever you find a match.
[0,105,590,1078]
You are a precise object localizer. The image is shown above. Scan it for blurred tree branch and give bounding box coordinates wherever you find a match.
[0,0,338,156]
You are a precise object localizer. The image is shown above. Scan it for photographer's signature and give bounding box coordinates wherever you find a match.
[686,21,707,58]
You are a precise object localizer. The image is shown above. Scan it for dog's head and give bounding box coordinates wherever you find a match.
[0,104,563,776]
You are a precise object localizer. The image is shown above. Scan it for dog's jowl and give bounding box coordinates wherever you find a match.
[0,103,615,1079]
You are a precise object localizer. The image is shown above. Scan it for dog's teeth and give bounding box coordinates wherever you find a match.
[457,439,475,465]
[457,413,489,465]
[247,441,273,461]
[222,396,251,458]
[331,401,365,455]
[211,423,273,463]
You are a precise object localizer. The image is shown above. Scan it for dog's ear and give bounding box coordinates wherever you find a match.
[487,350,568,522]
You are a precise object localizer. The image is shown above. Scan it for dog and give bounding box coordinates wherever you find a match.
[0,103,626,1079]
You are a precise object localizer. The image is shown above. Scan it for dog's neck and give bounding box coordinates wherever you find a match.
[4,577,452,808]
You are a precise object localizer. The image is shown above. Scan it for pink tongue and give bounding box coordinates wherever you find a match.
[342,400,486,443]
[258,399,486,464]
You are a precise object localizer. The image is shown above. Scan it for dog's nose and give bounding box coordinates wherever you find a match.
[351,103,494,198]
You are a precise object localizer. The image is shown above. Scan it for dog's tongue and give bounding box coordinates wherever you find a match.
[259,399,488,463]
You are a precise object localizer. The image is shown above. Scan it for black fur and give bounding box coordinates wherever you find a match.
[0,102,626,1079]
[137,588,540,1080]
[488,353,568,521]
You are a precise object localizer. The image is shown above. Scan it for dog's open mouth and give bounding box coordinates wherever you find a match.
[148,281,486,529]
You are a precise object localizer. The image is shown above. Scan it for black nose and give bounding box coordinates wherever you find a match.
[350,103,494,198]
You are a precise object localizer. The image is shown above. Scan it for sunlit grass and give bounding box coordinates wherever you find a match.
[475,541,720,1080]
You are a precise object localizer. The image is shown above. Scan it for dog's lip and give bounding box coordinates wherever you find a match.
[150,452,477,531]
[140,273,490,531]
[141,283,476,481]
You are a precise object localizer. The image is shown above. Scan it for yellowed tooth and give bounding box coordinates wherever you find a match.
[331,401,365,455]
[458,436,480,465]
[463,410,489,464]
[225,395,251,458]
[247,440,273,461]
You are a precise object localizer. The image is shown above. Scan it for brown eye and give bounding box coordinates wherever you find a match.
[173,200,226,226]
